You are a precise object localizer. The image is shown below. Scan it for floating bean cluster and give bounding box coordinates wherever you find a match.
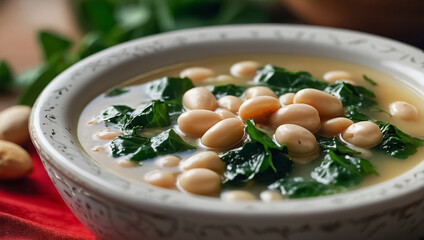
[95,63,420,202]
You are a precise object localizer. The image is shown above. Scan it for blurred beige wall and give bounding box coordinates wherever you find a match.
[0,0,81,73]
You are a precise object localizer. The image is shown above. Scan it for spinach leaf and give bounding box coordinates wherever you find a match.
[317,136,360,155]
[324,82,376,108]
[148,77,194,103]
[376,122,424,159]
[0,61,13,92]
[105,87,128,97]
[245,119,283,151]
[98,105,133,128]
[125,100,171,130]
[363,74,377,86]
[221,120,293,186]
[254,65,328,94]
[110,129,196,161]
[221,142,267,185]
[254,148,293,185]
[311,150,377,187]
[147,77,195,114]
[269,177,341,199]
[245,119,285,171]
[211,84,248,98]
[344,106,371,122]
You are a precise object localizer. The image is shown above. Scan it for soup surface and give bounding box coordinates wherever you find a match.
[78,54,424,201]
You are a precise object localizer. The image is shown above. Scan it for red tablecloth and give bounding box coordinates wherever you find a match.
[0,144,97,240]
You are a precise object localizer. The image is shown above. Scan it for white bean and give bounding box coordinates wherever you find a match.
[181,151,225,174]
[177,110,222,136]
[201,118,245,149]
[319,117,354,137]
[182,87,218,111]
[342,121,382,148]
[180,67,214,83]
[244,86,277,100]
[389,101,418,121]
[230,61,259,78]
[269,104,321,133]
[178,169,221,196]
[215,108,236,119]
[293,88,343,118]
[221,190,256,202]
[217,96,243,114]
[144,170,176,188]
[323,70,352,83]
[238,96,281,121]
[275,124,319,164]
[156,155,181,168]
[96,131,123,140]
[279,93,295,106]
[260,190,283,202]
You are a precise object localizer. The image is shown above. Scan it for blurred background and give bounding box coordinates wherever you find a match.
[0,0,423,109]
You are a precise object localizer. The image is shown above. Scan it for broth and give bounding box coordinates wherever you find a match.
[78,54,424,200]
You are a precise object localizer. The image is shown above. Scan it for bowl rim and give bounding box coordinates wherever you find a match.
[30,24,424,217]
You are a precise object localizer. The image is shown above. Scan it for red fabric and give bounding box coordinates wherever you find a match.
[0,144,97,240]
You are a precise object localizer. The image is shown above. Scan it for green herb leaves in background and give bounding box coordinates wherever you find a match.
[3,0,279,106]
[0,61,13,92]
[110,129,195,162]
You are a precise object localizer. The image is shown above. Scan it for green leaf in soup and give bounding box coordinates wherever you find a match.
[311,150,377,188]
[324,82,376,108]
[105,87,129,97]
[211,84,249,98]
[376,122,424,159]
[110,129,196,162]
[254,65,328,94]
[98,105,134,128]
[317,136,360,155]
[344,106,372,122]
[125,100,171,130]
[245,119,283,151]
[148,77,194,103]
[38,31,72,61]
[221,142,267,185]
[269,177,342,199]
[0,60,13,92]
[244,118,286,171]
[363,74,377,86]
[254,148,293,185]
[221,143,293,186]
[110,135,149,158]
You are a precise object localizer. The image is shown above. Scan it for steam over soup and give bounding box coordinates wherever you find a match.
[78,54,424,201]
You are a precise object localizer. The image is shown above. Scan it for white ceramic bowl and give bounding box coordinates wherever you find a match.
[30,25,424,240]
